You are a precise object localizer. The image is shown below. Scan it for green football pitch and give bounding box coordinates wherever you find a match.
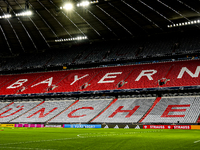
[0,127,200,150]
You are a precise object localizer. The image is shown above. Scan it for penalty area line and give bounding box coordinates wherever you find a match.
[194,140,200,143]
[0,147,56,150]
[0,130,164,147]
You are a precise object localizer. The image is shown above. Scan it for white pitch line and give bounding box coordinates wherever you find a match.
[0,130,164,147]
[0,147,55,150]
[0,137,78,146]
[194,140,200,143]
[77,130,163,137]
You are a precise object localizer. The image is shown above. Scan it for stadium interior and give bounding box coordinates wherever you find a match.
[0,0,200,126]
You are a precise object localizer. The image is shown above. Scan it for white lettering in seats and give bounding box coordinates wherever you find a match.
[70,74,89,85]
[98,72,122,83]
[31,77,53,87]
[7,79,28,89]
[135,70,157,81]
[177,66,200,78]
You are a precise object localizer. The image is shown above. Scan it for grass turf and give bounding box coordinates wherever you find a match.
[0,127,200,150]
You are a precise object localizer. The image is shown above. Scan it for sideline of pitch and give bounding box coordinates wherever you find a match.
[0,130,164,147]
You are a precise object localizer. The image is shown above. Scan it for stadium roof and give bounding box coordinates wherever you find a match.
[0,0,199,55]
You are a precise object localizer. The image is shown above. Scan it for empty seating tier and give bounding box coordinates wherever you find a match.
[142,97,200,123]
[12,100,75,123]
[49,99,113,123]
[0,96,200,124]
[0,101,41,122]
[0,31,200,71]
[0,59,199,96]
[91,97,155,123]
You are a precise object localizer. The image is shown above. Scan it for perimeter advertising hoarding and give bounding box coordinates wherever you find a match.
[143,125,173,129]
[191,125,200,130]
[15,124,45,128]
[23,124,44,128]
[0,124,15,127]
[143,125,191,129]
[15,124,23,127]
[101,124,142,129]
[45,125,62,128]
[63,124,101,128]
[173,125,191,129]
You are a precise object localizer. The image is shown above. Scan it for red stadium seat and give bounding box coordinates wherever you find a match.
[1,60,200,96]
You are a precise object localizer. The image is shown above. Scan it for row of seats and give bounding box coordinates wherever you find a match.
[0,59,199,96]
[142,97,200,123]
[12,100,75,123]
[0,96,200,123]
[0,101,41,122]
[49,99,113,123]
[92,98,155,123]
[0,31,200,71]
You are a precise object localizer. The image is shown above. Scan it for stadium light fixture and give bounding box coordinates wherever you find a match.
[60,3,73,10]
[168,19,200,28]
[77,0,98,7]
[60,1,98,10]
[77,1,90,7]
[90,0,99,4]
[55,36,88,42]
[0,14,11,19]
[16,10,32,16]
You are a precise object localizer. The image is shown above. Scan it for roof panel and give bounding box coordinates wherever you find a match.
[0,0,199,55]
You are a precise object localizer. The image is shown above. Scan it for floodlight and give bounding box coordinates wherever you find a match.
[63,3,73,10]
[168,19,200,28]
[90,0,99,4]
[3,14,11,18]
[16,10,32,17]
[82,1,90,7]
[77,1,90,7]
[55,36,88,42]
